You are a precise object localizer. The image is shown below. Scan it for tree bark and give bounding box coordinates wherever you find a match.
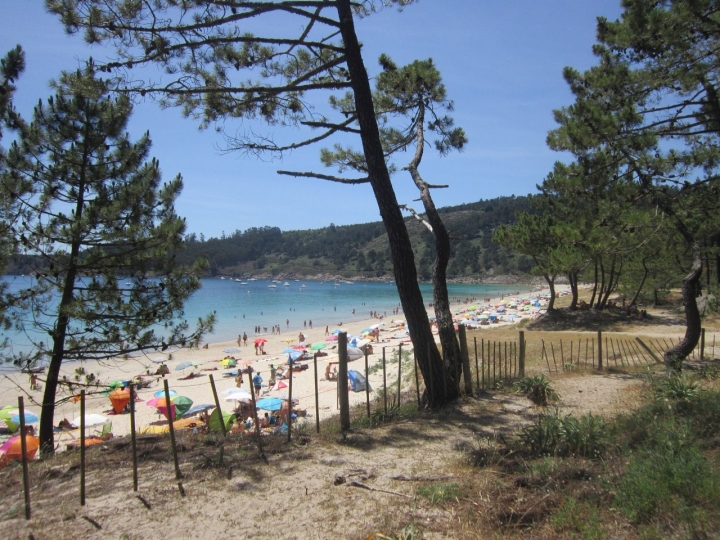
[629,257,650,307]
[589,260,598,308]
[568,271,578,310]
[664,243,703,371]
[336,1,445,406]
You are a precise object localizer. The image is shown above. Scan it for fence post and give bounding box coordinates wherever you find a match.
[458,325,473,395]
[597,330,603,370]
[287,359,293,443]
[129,383,138,492]
[701,328,706,360]
[18,396,31,519]
[474,337,479,390]
[365,348,371,417]
[313,353,320,434]
[382,347,388,416]
[518,331,525,378]
[338,332,350,432]
[397,343,403,406]
[164,379,182,480]
[80,389,86,506]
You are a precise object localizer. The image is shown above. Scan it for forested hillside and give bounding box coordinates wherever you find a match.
[176,195,535,280]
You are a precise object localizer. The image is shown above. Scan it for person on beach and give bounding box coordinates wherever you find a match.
[325,326,329,336]
[235,373,243,388]
[252,372,263,397]
[309,320,312,328]
[286,318,289,328]
[270,364,276,382]
[237,334,242,346]
[243,332,248,346]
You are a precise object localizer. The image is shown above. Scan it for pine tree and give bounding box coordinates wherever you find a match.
[3,67,214,453]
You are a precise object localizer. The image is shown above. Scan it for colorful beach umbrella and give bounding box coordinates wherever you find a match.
[153,397,176,421]
[170,395,194,416]
[0,434,40,464]
[9,409,39,424]
[108,389,131,414]
[220,358,237,367]
[310,343,326,351]
[175,361,193,371]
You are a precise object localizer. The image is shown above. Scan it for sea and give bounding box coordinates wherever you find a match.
[1,276,533,362]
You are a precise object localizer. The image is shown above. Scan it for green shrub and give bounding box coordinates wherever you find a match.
[513,374,559,405]
[654,374,699,403]
[519,410,607,458]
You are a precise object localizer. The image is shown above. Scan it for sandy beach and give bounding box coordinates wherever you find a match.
[1,285,552,448]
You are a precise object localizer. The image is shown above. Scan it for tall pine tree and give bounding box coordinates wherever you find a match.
[3,67,214,453]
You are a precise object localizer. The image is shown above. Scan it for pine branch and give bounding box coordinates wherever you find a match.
[276,170,369,184]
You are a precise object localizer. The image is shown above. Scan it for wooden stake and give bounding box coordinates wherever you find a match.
[382,347,387,416]
[18,396,31,519]
[313,353,320,434]
[338,332,350,432]
[597,330,603,370]
[163,380,182,480]
[365,348,371,417]
[80,390,86,506]
[474,337,479,390]
[397,343,403,406]
[413,349,420,408]
[288,358,293,442]
[129,383,138,492]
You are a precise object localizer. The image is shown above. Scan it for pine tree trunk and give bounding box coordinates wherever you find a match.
[568,272,578,310]
[589,260,598,308]
[545,274,556,311]
[336,1,445,405]
[664,243,703,370]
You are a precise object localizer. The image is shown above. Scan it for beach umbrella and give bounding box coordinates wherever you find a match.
[9,409,39,424]
[331,329,342,334]
[153,397,176,421]
[256,397,284,411]
[281,348,296,354]
[170,395,194,416]
[151,357,167,363]
[175,361,193,371]
[222,387,248,396]
[108,389,131,414]
[0,435,40,463]
[286,351,303,363]
[310,343,326,351]
[281,338,294,343]
[254,338,268,346]
[224,394,251,403]
[154,389,178,398]
[271,380,288,391]
[71,413,109,428]
[224,347,241,354]
[181,404,216,419]
[325,335,338,342]
[220,358,237,367]
[292,344,307,350]
[107,380,127,389]
[346,347,364,361]
[224,388,252,399]
[237,359,253,365]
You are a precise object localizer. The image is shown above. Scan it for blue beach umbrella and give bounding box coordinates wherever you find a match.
[175,361,193,371]
[286,351,303,364]
[256,397,284,411]
[181,404,216,418]
[224,347,241,354]
[154,389,178,398]
[282,348,296,354]
[11,411,39,424]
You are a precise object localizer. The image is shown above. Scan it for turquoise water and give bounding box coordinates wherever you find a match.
[1,276,531,356]
[186,278,530,342]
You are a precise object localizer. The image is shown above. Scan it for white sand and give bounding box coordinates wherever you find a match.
[1,285,551,447]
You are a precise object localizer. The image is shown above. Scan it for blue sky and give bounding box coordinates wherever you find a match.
[2,1,623,239]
